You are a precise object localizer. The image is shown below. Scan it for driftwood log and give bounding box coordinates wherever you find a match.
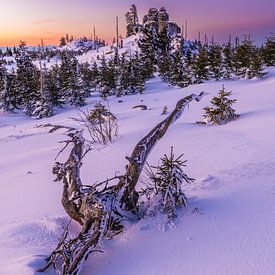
[38,92,205,274]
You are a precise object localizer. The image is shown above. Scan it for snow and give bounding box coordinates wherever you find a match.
[77,34,141,65]
[0,72,275,274]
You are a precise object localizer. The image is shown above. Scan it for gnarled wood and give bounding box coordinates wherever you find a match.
[39,92,205,274]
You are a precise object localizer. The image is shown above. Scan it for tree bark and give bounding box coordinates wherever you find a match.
[39,92,205,274]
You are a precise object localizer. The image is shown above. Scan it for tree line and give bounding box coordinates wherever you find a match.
[139,27,275,87]
[0,32,275,119]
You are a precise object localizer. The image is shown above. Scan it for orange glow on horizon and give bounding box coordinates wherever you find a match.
[0,0,274,47]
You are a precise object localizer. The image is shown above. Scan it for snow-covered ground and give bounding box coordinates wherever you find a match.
[0,73,275,275]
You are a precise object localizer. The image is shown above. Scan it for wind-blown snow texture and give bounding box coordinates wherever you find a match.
[0,72,275,274]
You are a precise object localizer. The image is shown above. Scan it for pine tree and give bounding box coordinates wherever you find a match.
[222,39,234,79]
[48,65,64,107]
[0,66,17,112]
[0,63,4,91]
[138,27,157,79]
[70,60,86,107]
[32,64,54,118]
[147,147,194,219]
[208,41,223,80]
[192,46,209,83]
[15,41,40,115]
[203,85,239,125]
[129,53,145,94]
[116,54,130,96]
[90,62,99,92]
[59,51,86,106]
[157,27,172,81]
[169,47,191,87]
[98,55,115,99]
[80,62,93,96]
[125,4,139,37]
[262,35,275,67]
[233,38,255,78]
[247,48,265,79]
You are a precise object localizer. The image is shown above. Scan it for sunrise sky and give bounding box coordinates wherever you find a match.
[0,0,274,46]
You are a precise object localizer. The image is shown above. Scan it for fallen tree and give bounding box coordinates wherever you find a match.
[38,92,205,274]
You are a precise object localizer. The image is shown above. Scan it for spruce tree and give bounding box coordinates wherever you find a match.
[70,60,86,107]
[48,65,64,107]
[125,4,139,37]
[32,64,54,118]
[157,27,172,82]
[138,27,157,79]
[147,147,194,219]
[203,85,239,125]
[59,51,86,106]
[247,48,265,79]
[222,39,234,79]
[0,67,17,112]
[233,38,255,78]
[170,46,191,87]
[98,56,115,99]
[80,62,93,96]
[90,62,99,92]
[0,63,4,92]
[15,41,40,115]
[192,46,209,83]
[129,53,145,94]
[208,41,223,80]
[116,54,130,96]
[262,35,275,67]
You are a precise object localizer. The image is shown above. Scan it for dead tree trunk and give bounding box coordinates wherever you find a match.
[117,92,205,211]
[38,92,205,274]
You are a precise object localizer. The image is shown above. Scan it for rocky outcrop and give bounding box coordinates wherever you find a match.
[142,7,180,36]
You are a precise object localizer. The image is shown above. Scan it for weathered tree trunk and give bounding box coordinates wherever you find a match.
[117,92,205,211]
[39,92,205,274]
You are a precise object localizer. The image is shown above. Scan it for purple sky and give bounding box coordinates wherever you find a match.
[0,0,274,46]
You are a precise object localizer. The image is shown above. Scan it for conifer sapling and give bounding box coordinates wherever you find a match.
[203,85,239,125]
[145,147,194,219]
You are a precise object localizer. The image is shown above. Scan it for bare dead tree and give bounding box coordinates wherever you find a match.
[38,92,205,274]
[72,103,118,145]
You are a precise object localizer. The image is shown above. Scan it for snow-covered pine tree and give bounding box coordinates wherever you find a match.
[59,51,72,102]
[80,62,93,96]
[192,45,209,83]
[0,63,4,91]
[116,54,129,97]
[59,51,86,106]
[262,35,275,67]
[15,41,40,115]
[208,40,223,80]
[125,4,139,37]
[157,26,172,82]
[233,38,255,78]
[147,147,194,219]
[90,62,99,92]
[48,65,64,107]
[70,60,86,107]
[169,45,192,87]
[222,38,234,79]
[138,27,157,80]
[203,85,239,125]
[0,66,17,112]
[32,64,54,118]
[247,48,265,79]
[128,52,145,94]
[98,56,115,99]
